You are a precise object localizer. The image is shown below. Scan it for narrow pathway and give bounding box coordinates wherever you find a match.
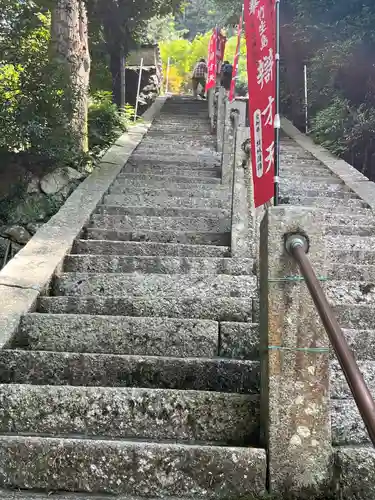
[0,97,266,498]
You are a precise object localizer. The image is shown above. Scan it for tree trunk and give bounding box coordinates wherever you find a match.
[50,0,91,152]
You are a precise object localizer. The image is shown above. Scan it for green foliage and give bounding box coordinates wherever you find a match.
[88,92,133,154]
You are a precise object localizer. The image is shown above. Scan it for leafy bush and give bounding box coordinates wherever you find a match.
[88,91,134,155]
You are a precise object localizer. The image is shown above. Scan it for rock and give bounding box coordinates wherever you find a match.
[40,167,84,195]
[2,226,31,245]
[26,222,43,236]
[26,177,41,194]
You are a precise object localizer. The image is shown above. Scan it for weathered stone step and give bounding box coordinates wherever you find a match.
[325,225,375,237]
[338,329,375,361]
[0,436,266,497]
[331,360,375,399]
[108,185,231,201]
[333,304,375,330]
[327,263,375,281]
[280,176,343,186]
[325,281,375,306]
[89,214,231,233]
[96,204,230,219]
[103,193,229,210]
[38,296,252,322]
[0,350,259,393]
[332,399,370,446]
[121,164,220,177]
[64,255,254,275]
[329,249,375,266]
[0,385,259,445]
[73,240,230,258]
[280,188,357,200]
[322,212,375,227]
[16,314,219,357]
[280,196,369,211]
[52,273,257,298]
[219,322,259,360]
[327,235,375,252]
[115,172,221,185]
[333,446,375,498]
[83,228,230,247]
[130,153,219,166]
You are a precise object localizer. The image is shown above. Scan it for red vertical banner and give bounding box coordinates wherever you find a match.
[206,29,217,91]
[229,15,243,102]
[216,31,227,74]
[244,0,276,207]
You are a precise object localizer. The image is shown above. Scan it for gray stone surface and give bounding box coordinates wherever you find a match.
[280,195,369,211]
[324,280,375,305]
[330,360,375,399]
[114,173,221,187]
[331,399,370,445]
[16,314,219,357]
[96,204,230,219]
[64,255,254,276]
[120,164,220,177]
[90,214,231,233]
[84,228,230,246]
[38,295,253,322]
[0,385,259,444]
[219,322,259,360]
[0,436,266,497]
[73,239,230,257]
[259,207,331,495]
[53,273,257,298]
[103,193,230,210]
[333,304,375,329]
[333,446,375,500]
[0,350,260,393]
[108,185,231,201]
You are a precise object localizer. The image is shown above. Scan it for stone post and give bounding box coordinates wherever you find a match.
[259,206,332,497]
[216,88,227,153]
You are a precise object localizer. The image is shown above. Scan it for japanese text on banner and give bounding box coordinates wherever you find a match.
[206,29,217,91]
[244,0,276,207]
[229,16,243,103]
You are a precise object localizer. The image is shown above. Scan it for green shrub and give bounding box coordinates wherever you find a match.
[88,91,134,155]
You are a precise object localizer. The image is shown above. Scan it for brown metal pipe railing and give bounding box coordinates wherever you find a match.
[285,233,375,447]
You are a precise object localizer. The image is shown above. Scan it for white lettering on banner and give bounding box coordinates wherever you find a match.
[256,48,274,88]
[257,6,265,19]
[249,0,260,15]
[262,96,275,126]
[265,141,275,173]
[253,109,264,178]
[260,34,269,50]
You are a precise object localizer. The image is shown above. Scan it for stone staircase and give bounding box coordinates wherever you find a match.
[0,97,266,498]
[279,131,375,481]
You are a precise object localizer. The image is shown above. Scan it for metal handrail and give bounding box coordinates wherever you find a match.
[285,233,375,446]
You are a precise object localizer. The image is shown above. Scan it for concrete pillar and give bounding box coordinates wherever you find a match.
[259,206,332,496]
[216,88,227,153]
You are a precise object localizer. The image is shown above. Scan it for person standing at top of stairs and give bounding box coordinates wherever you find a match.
[192,58,208,99]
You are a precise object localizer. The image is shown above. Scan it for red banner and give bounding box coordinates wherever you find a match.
[206,29,217,91]
[244,0,276,207]
[229,15,243,102]
[217,32,226,74]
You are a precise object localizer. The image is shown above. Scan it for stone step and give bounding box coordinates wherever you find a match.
[322,212,375,227]
[327,263,375,281]
[280,188,357,200]
[325,281,375,306]
[115,172,221,185]
[16,314,219,357]
[52,273,257,298]
[121,163,220,177]
[219,322,260,360]
[73,240,230,258]
[83,228,230,247]
[103,193,229,210]
[0,350,259,393]
[280,196,369,211]
[331,360,375,400]
[108,185,231,201]
[38,296,253,322]
[326,235,375,252]
[332,399,370,446]
[338,329,375,361]
[281,168,334,178]
[89,214,231,233]
[0,385,259,445]
[333,446,375,498]
[0,436,266,497]
[96,204,230,219]
[280,176,343,186]
[325,225,375,237]
[333,304,375,330]
[64,255,254,275]
[129,153,219,166]
[329,249,375,266]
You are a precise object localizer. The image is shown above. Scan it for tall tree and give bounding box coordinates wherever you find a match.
[50,0,90,151]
